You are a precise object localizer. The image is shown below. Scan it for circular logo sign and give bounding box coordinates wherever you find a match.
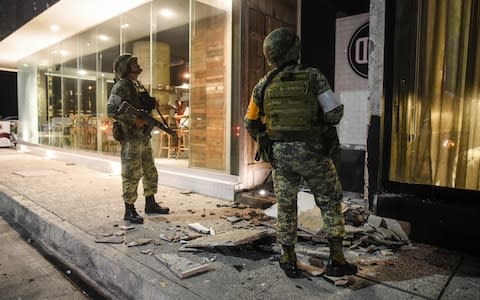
[347,22,369,78]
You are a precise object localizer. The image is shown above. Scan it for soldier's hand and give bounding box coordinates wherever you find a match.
[134,117,146,128]
[256,132,273,162]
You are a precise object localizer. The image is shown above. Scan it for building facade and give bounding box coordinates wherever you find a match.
[7,0,480,249]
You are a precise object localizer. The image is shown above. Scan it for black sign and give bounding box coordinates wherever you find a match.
[347,22,369,78]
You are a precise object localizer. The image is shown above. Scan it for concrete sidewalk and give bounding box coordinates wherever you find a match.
[0,148,479,300]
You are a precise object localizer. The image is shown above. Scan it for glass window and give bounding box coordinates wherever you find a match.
[390,0,480,190]
[23,0,233,173]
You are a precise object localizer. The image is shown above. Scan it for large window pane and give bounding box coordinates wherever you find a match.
[390,0,480,190]
[25,0,233,173]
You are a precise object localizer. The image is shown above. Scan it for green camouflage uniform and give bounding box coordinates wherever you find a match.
[245,63,345,246]
[107,78,158,204]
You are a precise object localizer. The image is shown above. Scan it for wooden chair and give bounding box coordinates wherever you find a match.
[157,115,177,158]
[176,127,189,159]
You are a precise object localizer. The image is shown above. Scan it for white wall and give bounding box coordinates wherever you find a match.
[17,65,38,143]
[335,13,369,149]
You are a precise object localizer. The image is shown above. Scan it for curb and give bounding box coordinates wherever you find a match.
[0,183,202,300]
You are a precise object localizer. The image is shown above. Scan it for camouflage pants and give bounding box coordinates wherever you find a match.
[271,141,345,246]
[121,139,158,204]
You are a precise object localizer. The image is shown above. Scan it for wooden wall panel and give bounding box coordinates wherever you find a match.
[241,0,297,172]
[190,13,227,170]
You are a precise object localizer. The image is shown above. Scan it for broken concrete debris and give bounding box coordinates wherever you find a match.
[323,275,350,286]
[188,223,212,234]
[156,253,213,279]
[94,236,124,244]
[186,229,269,248]
[119,225,135,231]
[92,194,412,285]
[127,238,152,247]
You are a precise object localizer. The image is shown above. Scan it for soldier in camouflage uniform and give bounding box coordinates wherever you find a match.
[107,54,169,224]
[244,27,357,278]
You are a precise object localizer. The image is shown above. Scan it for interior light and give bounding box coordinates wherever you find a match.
[258,189,267,196]
[50,24,60,32]
[78,70,87,75]
[160,9,174,17]
[183,73,190,79]
[98,35,109,41]
[121,23,129,29]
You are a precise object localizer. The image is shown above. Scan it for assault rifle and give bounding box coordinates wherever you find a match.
[118,101,176,137]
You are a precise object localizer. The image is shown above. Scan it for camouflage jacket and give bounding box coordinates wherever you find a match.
[107,78,150,141]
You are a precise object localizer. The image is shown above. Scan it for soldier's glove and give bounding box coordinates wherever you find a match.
[255,132,273,162]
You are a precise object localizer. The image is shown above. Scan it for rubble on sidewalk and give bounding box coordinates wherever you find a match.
[91,193,413,284]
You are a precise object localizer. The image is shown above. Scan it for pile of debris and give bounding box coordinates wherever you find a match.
[94,192,411,284]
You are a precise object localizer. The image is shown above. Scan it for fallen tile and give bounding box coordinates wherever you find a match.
[383,218,410,241]
[297,254,324,276]
[323,275,349,286]
[140,249,154,255]
[186,229,269,248]
[226,216,242,223]
[95,236,124,244]
[134,238,153,246]
[119,225,135,231]
[188,223,211,234]
[156,253,213,279]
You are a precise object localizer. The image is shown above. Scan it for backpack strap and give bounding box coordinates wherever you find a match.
[258,61,297,113]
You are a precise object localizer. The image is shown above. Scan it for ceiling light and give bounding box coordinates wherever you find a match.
[120,23,129,29]
[159,9,174,17]
[50,25,60,32]
[98,35,109,41]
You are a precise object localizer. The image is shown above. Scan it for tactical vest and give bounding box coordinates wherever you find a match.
[264,69,327,141]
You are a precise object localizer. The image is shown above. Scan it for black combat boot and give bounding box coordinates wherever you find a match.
[124,203,144,224]
[279,244,303,278]
[145,195,170,214]
[325,237,358,277]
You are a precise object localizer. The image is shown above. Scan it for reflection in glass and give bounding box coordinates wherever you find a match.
[390,0,480,190]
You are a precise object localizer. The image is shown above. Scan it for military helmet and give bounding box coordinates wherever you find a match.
[113,53,137,79]
[263,27,300,67]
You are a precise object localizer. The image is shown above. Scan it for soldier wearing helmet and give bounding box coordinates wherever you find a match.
[107,53,170,224]
[244,27,357,278]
